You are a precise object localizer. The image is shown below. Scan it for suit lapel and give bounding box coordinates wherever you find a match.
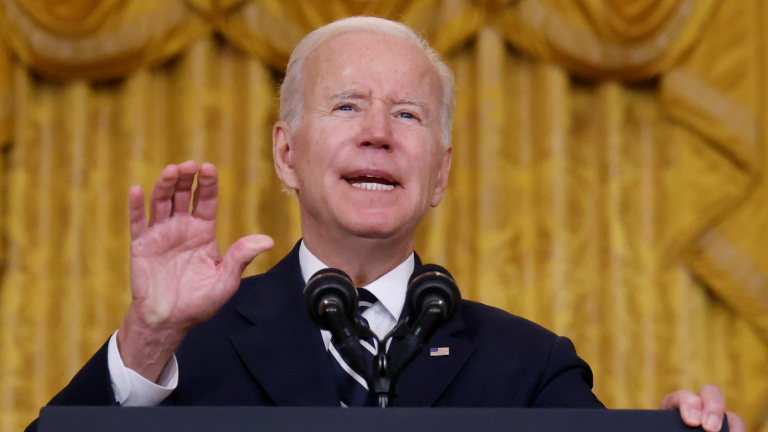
[230,244,338,406]
[392,253,476,406]
[392,316,475,407]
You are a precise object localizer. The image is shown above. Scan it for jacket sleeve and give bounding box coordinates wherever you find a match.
[25,340,118,432]
[532,336,605,408]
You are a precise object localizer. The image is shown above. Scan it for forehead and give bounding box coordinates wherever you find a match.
[303,32,442,104]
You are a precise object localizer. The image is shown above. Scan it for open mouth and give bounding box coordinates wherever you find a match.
[344,173,398,191]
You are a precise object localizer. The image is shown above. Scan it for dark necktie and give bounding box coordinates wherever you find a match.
[328,288,378,407]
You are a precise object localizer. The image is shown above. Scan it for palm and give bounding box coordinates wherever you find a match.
[131,215,226,328]
[126,162,273,331]
[118,162,273,381]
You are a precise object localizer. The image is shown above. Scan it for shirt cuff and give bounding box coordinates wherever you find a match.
[107,330,178,406]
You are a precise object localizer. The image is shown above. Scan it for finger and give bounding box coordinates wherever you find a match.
[220,235,275,282]
[726,411,746,432]
[149,165,179,226]
[172,160,199,214]
[128,185,147,241]
[699,385,726,432]
[660,390,703,427]
[192,163,218,221]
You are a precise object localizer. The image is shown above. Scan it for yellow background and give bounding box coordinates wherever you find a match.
[1,0,768,430]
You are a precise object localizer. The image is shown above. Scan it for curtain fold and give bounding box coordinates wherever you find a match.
[0,0,208,80]
[494,0,720,80]
[676,0,768,348]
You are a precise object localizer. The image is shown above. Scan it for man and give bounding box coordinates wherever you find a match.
[28,16,743,432]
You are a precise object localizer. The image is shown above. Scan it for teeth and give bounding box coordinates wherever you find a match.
[352,182,395,191]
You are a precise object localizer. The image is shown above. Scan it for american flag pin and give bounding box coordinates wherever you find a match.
[430,347,449,356]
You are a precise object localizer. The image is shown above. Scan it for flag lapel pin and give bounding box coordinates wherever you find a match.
[430,347,449,357]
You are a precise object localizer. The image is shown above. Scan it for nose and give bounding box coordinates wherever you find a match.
[359,104,392,150]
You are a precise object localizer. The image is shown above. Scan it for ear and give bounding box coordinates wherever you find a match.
[273,121,300,191]
[430,147,452,208]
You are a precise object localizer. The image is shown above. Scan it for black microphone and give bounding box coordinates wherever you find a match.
[303,268,369,378]
[394,264,461,373]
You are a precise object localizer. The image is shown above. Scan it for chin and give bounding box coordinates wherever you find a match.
[330,204,425,240]
[340,214,406,240]
[343,223,401,240]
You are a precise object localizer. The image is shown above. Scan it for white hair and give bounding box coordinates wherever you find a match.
[279,16,455,149]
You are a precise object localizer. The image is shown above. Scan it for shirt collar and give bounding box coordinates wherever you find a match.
[299,240,413,321]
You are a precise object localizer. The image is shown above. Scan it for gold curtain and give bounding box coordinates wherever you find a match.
[0,38,303,429]
[1,0,768,431]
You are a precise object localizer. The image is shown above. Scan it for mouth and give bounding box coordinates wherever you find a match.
[343,170,399,191]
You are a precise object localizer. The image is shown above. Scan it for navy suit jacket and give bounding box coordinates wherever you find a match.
[28,243,602,430]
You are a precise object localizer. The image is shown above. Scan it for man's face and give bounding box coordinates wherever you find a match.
[274,31,451,242]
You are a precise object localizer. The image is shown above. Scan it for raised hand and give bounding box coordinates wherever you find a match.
[117,161,274,381]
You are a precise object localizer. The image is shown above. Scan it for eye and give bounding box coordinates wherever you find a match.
[397,111,419,121]
[335,104,355,112]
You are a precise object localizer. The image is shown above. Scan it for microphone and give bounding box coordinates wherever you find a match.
[394,264,461,372]
[303,268,369,377]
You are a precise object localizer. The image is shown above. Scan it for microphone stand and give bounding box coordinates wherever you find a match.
[355,319,408,408]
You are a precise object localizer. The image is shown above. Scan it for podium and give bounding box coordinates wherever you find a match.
[38,406,726,432]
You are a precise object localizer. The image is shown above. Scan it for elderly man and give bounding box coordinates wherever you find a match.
[28,16,743,432]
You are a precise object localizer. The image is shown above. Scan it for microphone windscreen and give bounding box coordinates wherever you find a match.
[408,264,455,285]
[303,268,358,328]
[406,264,461,322]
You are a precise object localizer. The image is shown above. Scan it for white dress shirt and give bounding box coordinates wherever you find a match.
[107,240,414,406]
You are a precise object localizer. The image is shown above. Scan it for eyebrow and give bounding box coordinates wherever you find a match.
[396,97,429,114]
[330,90,366,100]
[328,90,431,116]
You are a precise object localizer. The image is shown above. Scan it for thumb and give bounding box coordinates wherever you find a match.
[221,235,274,281]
